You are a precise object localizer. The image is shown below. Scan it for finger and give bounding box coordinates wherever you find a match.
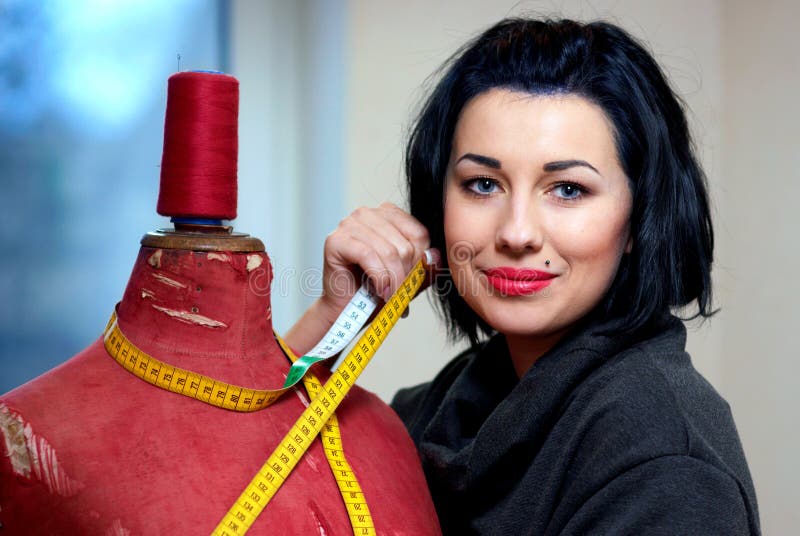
[324,231,391,302]
[350,227,408,300]
[351,205,430,291]
[340,215,409,299]
[398,248,441,319]
[334,226,408,303]
[353,204,429,270]
[377,202,431,265]
[419,247,441,292]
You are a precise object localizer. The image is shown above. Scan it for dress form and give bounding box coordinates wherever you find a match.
[0,74,440,535]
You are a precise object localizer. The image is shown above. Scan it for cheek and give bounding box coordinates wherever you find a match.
[443,197,492,266]
[546,205,630,266]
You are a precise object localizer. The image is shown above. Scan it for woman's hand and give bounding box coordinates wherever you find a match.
[321,202,431,318]
[284,202,432,355]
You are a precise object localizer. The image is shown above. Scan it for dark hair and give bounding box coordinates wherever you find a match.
[406,18,716,345]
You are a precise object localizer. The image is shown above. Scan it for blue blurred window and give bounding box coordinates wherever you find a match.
[0,0,228,391]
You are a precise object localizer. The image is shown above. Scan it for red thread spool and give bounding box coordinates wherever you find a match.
[157,71,239,221]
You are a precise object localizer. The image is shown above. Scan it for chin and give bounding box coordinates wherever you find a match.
[475,301,563,338]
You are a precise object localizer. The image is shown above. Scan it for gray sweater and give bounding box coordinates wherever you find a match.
[392,311,760,535]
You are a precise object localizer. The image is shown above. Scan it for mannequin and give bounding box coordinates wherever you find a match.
[0,72,440,534]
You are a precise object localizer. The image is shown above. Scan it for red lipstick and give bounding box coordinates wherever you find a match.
[484,267,556,296]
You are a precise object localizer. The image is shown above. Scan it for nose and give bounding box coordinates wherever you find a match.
[495,196,543,253]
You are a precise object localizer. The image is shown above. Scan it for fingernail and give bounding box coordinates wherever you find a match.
[381,285,392,302]
[424,248,441,268]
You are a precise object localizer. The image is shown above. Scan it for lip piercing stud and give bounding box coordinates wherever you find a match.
[545,260,551,266]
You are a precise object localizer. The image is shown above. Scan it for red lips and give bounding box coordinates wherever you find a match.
[484,267,556,296]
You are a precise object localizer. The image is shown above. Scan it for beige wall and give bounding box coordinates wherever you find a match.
[345,0,798,532]
[721,0,800,531]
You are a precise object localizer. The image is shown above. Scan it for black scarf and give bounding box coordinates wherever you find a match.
[392,310,759,535]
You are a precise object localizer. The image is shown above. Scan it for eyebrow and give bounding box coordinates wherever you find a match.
[456,153,501,169]
[543,159,600,175]
[456,153,600,175]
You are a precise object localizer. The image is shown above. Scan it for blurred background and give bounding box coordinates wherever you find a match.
[1,0,797,532]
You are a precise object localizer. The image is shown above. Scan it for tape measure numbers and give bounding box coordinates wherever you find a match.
[275,335,375,535]
[103,287,378,411]
[103,256,430,535]
[212,259,428,536]
[104,313,377,534]
[283,285,377,386]
[104,317,287,411]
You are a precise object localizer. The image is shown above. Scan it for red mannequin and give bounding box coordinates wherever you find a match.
[0,75,440,535]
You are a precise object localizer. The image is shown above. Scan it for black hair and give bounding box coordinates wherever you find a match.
[406,18,716,345]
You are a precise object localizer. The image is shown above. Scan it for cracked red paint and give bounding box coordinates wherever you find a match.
[151,304,227,328]
[105,518,131,536]
[0,404,83,497]
[207,252,232,263]
[151,272,187,289]
[246,254,263,272]
[147,249,163,268]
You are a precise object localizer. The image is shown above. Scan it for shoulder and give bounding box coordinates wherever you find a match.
[552,344,694,501]
[561,315,711,427]
[555,323,760,532]
[565,330,734,466]
[562,453,757,535]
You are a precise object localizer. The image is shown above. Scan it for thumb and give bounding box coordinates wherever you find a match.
[401,248,441,319]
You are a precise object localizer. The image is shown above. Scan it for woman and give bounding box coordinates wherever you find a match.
[286,18,759,534]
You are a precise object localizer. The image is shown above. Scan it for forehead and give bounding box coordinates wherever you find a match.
[451,89,621,170]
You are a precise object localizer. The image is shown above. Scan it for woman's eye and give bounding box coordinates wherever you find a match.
[465,177,499,195]
[552,182,585,201]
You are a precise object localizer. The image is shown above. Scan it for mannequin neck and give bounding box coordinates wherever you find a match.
[114,243,288,385]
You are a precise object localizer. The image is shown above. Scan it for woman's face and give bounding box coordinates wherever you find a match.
[444,89,632,348]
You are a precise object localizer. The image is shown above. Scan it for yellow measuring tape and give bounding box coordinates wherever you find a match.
[211,259,427,535]
[103,315,375,534]
[104,318,321,412]
[273,334,375,535]
[103,258,428,534]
